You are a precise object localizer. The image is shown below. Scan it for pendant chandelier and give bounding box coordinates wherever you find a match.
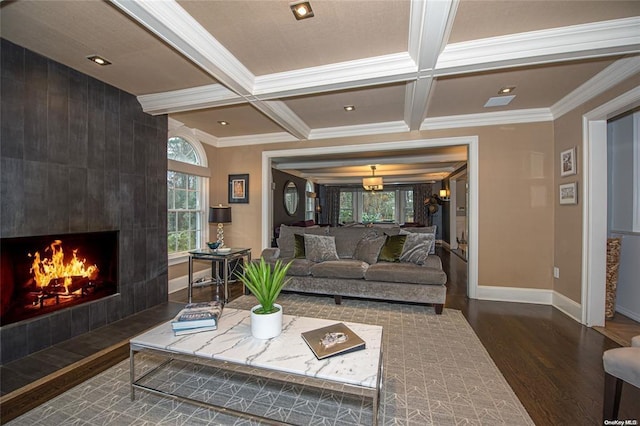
[362,165,383,191]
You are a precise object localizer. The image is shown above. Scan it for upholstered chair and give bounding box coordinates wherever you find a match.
[602,335,640,421]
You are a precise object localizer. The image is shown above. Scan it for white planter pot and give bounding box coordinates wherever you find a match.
[250,303,283,339]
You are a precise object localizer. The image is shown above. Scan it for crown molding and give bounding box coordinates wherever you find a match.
[551,55,640,119]
[194,129,219,147]
[421,108,553,130]
[252,52,417,99]
[216,132,299,148]
[436,17,640,76]
[309,121,410,140]
[137,84,244,115]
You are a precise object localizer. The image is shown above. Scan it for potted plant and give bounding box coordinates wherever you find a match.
[238,258,292,339]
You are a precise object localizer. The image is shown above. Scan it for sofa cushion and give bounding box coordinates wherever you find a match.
[353,234,387,265]
[400,232,434,265]
[310,260,368,279]
[378,235,407,262]
[304,234,340,262]
[328,227,378,258]
[279,258,314,276]
[365,261,447,285]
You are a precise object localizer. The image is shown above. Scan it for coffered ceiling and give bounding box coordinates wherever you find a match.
[1,0,639,183]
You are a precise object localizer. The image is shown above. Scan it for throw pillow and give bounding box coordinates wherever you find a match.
[401,226,436,254]
[378,234,407,262]
[353,234,387,265]
[293,234,306,258]
[400,232,434,265]
[304,234,339,263]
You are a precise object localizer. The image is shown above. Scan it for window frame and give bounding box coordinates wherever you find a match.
[339,187,414,224]
[166,131,210,266]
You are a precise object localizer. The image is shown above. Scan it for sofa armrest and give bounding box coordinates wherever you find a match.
[260,247,281,261]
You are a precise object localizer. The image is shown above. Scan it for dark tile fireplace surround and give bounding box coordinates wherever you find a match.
[0,39,169,364]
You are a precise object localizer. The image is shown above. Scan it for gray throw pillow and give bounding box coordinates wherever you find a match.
[401,226,436,254]
[353,234,387,265]
[304,234,339,262]
[400,232,434,265]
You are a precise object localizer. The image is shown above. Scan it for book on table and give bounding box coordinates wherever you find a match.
[174,325,218,336]
[171,301,223,331]
[301,322,366,360]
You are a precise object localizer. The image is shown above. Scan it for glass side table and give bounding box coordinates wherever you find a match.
[187,248,251,303]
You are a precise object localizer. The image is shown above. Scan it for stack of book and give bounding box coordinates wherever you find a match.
[171,301,223,336]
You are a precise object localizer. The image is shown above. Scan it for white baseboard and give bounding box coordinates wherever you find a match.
[552,291,582,322]
[476,285,552,304]
[475,285,583,323]
[615,305,640,323]
[168,270,210,294]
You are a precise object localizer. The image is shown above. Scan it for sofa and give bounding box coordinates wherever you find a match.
[260,224,447,314]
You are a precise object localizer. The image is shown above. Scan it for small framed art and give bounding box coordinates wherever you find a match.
[559,182,578,205]
[560,147,577,176]
[228,174,249,204]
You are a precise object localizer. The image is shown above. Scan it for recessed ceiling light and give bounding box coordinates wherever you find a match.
[217,121,229,126]
[290,1,314,20]
[498,86,516,95]
[87,55,111,66]
[344,105,355,112]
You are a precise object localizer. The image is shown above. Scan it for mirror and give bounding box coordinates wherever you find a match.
[284,181,299,216]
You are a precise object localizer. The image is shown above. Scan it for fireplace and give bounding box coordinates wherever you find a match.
[0,231,118,327]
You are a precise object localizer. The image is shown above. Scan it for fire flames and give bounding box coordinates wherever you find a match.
[29,240,99,293]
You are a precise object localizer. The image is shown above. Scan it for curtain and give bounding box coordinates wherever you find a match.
[413,183,431,225]
[326,186,341,226]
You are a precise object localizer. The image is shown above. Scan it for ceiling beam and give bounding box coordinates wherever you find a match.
[109,0,254,96]
[405,0,458,130]
[274,153,467,170]
[435,17,640,76]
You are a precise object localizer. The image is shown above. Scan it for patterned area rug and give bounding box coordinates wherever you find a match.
[7,293,533,425]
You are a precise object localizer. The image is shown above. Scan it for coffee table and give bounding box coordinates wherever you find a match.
[130,308,383,425]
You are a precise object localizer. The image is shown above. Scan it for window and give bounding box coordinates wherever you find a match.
[167,136,208,256]
[339,188,414,224]
[305,181,315,220]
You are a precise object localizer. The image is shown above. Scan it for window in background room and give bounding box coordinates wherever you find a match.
[305,181,315,221]
[167,136,207,256]
[339,191,354,223]
[339,188,414,224]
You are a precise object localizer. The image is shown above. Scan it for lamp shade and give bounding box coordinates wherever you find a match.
[209,205,232,223]
[362,176,383,191]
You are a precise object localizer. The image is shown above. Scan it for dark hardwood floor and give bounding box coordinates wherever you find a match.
[2,247,638,425]
[439,247,639,425]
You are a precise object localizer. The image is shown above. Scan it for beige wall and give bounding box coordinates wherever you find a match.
[553,75,640,303]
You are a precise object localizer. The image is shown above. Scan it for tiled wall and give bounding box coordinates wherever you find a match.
[0,39,168,364]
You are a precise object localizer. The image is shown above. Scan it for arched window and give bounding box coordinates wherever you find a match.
[167,136,209,257]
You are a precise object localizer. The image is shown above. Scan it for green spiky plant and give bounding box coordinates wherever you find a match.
[239,258,292,314]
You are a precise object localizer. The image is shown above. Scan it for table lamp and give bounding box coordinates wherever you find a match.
[209,204,232,247]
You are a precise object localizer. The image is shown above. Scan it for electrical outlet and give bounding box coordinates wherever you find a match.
[553,267,560,279]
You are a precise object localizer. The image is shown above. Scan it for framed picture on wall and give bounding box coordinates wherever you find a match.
[228,174,249,204]
[559,182,578,205]
[560,147,577,176]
